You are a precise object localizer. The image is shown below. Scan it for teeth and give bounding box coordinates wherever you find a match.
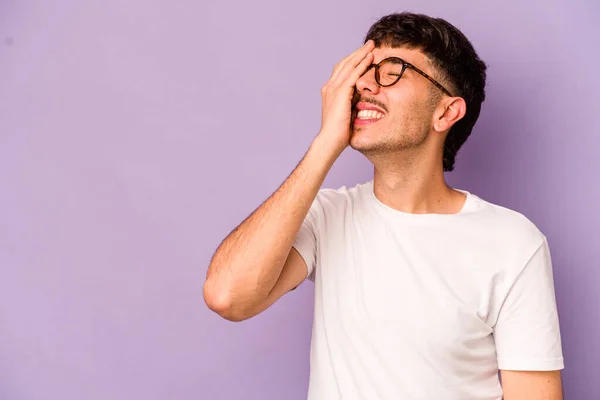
[357,110,384,120]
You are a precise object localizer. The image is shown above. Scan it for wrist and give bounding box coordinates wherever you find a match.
[312,132,347,159]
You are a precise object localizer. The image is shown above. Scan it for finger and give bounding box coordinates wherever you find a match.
[330,40,374,82]
[331,40,374,80]
[330,42,375,87]
[344,51,374,88]
[332,46,374,88]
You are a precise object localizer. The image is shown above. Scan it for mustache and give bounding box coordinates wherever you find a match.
[351,89,387,113]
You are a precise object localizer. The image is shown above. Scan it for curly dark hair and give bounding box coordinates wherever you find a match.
[364,12,487,172]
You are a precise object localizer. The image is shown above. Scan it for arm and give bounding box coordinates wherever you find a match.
[500,370,563,400]
[494,238,565,398]
[203,40,376,322]
[203,135,342,322]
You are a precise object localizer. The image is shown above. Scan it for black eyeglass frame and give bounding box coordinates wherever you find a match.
[365,56,453,97]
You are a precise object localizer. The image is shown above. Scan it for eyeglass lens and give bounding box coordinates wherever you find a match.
[376,59,405,86]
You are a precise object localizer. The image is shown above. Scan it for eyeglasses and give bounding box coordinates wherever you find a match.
[363,57,453,97]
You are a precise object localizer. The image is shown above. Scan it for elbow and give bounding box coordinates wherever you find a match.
[203,279,254,322]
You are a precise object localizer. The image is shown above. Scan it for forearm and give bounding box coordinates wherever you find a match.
[501,370,563,400]
[204,135,343,314]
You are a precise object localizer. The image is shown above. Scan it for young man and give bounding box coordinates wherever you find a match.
[204,12,564,400]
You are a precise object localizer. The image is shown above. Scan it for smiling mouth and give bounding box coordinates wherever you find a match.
[351,91,386,126]
[352,106,385,127]
[356,109,385,120]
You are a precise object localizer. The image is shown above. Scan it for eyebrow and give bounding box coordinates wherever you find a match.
[380,54,395,62]
[378,56,414,71]
[380,55,408,63]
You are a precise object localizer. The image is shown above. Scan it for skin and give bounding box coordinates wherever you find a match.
[204,40,562,399]
[501,370,563,400]
[350,45,467,214]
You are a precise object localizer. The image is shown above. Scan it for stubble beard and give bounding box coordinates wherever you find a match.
[350,119,430,157]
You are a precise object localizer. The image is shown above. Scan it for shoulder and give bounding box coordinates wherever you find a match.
[468,193,546,252]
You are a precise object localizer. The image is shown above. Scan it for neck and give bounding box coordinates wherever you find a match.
[370,148,465,215]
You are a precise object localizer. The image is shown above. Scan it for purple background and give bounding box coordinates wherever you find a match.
[1,1,598,399]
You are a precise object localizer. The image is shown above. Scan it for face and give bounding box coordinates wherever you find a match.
[350,46,444,156]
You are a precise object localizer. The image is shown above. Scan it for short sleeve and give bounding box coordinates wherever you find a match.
[292,199,319,282]
[494,237,564,371]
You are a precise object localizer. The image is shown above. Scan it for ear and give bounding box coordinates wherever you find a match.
[433,97,466,133]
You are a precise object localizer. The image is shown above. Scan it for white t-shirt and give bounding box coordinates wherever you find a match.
[292,180,563,400]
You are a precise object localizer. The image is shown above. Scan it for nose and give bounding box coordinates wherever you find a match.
[355,65,381,95]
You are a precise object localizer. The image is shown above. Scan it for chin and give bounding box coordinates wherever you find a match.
[350,126,382,151]
[349,137,381,154]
